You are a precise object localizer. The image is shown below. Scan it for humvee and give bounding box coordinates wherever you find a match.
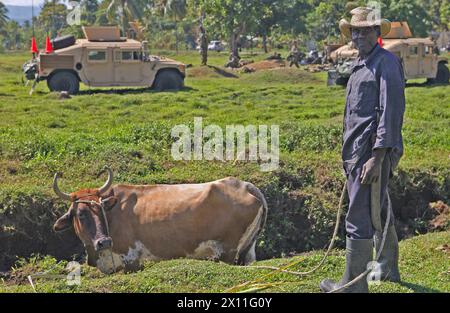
[23,26,186,94]
[327,22,449,86]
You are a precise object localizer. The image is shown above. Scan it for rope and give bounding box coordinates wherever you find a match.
[237,173,393,293]
[246,182,347,276]
[75,198,117,272]
[329,193,391,293]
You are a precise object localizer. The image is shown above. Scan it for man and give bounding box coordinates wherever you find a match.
[320,7,405,293]
[225,52,241,69]
[288,40,302,68]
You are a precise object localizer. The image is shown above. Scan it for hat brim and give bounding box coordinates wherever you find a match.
[339,18,391,38]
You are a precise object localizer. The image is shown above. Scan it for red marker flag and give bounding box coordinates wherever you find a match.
[378,36,383,48]
[31,37,39,54]
[45,36,54,53]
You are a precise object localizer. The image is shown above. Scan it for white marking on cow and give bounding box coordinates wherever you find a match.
[96,241,159,273]
[121,240,159,264]
[96,250,124,274]
[188,240,224,261]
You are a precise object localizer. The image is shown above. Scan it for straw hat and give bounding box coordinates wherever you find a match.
[339,7,391,38]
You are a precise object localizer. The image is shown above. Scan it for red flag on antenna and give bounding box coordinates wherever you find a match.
[31,37,38,54]
[378,36,383,48]
[45,36,54,53]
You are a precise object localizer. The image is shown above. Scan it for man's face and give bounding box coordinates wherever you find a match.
[351,26,379,57]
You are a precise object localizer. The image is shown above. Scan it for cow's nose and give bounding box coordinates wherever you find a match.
[95,237,113,251]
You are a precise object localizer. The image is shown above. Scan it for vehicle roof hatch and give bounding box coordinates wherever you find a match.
[82,26,126,42]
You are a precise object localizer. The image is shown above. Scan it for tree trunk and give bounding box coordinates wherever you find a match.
[262,33,268,53]
[175,20,179,55]
[230,32,239,59]
[121,3,127,37]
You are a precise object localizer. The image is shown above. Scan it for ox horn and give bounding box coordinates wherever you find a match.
[97,166,113,195]
[53,172,71,201]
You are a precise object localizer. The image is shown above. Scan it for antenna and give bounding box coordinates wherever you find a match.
[53,0,56,38]
[31,0,35,37]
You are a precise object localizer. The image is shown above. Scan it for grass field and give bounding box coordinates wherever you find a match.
[0,50,449,292]
[1,231,449,293]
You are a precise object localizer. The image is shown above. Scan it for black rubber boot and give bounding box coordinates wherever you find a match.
[320,237,373,293]
[368,225,401,282]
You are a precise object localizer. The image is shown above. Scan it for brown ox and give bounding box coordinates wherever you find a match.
[53,167,268,274]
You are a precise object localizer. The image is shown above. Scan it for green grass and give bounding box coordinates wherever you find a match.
[0,51,448,192]
[1,231,448,293]
[0,50,449,292]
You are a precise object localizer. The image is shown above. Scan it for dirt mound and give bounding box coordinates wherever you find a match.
[429,201,450,230]
[188,65,238,78]
[243,59,286,71]
[0,191,84,271]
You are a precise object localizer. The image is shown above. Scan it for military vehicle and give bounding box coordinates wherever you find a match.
[23,26,186,94]
[327,22,449,86]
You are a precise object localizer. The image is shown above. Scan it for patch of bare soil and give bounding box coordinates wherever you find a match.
[187,65,238,78]
[435,244,450,254]
[243,59,286,71]
[429,201,450,230]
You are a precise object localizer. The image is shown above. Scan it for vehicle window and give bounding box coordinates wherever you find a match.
[409,46,418,55]
[116,50,140,62]
[88,50,107,61]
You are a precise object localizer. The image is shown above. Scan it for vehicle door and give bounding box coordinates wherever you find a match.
[113,49,143,84]
[404,44,420,78]
[83,48,114,86]
[420,44,438,78]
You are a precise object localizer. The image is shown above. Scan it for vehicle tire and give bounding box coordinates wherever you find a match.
[47,71,80,94]
[51,35,76,50]
[434,62,449,84]
[335,76,349,86]
[153,70,184,91]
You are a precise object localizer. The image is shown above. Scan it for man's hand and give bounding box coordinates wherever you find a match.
[360,148,387,184]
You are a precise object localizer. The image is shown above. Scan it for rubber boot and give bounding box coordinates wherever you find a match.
[368,225,401,282]
[320,237,373,293]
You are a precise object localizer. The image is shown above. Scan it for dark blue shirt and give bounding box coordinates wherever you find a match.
[342,44,405,174]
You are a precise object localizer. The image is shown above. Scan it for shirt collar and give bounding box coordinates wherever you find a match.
[351,44,382,72]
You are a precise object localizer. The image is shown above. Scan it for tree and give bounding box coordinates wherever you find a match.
[163,0,187,54]
[81,0,99,25]
[0,1,9,35]
[422,0,450,31]
[2,20,21,50]
[97,0,143,35]
[199,0,258,58]
[385,0,431,37]
[253,0,310,53]
[39,0,68,37]
[306,0,348,43]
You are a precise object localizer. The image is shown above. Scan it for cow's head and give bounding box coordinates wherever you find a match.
[53,167,118,260]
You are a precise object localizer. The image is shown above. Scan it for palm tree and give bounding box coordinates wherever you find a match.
[0,1,10,34]
[163,0,187,53]
[97,0,143,35]
[3,20,21,50]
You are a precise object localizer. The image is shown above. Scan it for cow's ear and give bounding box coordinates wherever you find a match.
[101,196,118,211]
[53,212,72,232]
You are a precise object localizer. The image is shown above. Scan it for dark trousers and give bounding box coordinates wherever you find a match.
[345,153,395,239]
